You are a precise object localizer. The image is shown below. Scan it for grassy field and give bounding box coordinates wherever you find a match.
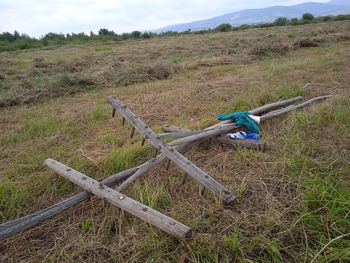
[1,21,350,107]
[0,21,350,262]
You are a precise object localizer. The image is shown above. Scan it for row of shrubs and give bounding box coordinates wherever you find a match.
[1,13,350,52]
[214,13,350,32]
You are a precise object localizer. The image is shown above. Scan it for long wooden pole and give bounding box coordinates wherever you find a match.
[44,159,192,238]
[108,96,236,205]
[0,95,329,240]
[0,168,138,241]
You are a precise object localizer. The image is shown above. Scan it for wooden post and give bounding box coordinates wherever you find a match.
[181,173,188,185]
[199,185,205,196]
[44,159,192,239]
[130,127,136,138]
[166,159,171,170]
[108,96,236,205]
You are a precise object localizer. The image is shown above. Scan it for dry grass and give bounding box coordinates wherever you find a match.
[0,21,350,107]
[0,21,349,262]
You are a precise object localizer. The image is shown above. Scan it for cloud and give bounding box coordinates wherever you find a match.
[0,0,329,37]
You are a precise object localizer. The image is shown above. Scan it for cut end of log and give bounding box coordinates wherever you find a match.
[222,190,236,206]
[43,158,55,166]
[183,228,192,238]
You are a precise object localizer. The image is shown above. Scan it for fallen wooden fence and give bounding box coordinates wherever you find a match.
[0,93,331,240]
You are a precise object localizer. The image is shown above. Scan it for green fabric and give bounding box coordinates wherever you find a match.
[217,111,261,133]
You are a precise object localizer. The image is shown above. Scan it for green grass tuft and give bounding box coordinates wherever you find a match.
[0,180,29,220]
[223,230,240,254]
[102,144,151,173]
[24,115,69,139]
[231,98,254,112]
[80,218,93,232]
[90,104,109,121]
[134,181,174,210]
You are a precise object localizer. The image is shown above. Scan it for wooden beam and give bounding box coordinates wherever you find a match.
[0,94,328,241]
[0,166,137,241]
[261,95,332,121]
[108,96,236,205]
[44,159,192,239]
[158,130,201,139]
[116,141,193,192]
[249,96,303,115]
[162,125,191,133]
[169,96,330,148]
[163,125,266,151]
[208,96,303,129]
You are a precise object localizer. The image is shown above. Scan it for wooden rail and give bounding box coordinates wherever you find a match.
[108,96,236,205]
[0,94,330,241]
[44,159,192,238]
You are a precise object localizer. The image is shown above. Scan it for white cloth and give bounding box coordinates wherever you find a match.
[248,114,261,124]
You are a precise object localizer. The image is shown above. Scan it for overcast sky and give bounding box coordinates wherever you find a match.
[0,0,328,37]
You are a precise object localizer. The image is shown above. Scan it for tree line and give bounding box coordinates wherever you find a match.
[1,13,349,52]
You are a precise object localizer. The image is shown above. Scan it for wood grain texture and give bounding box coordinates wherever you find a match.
[44,159,192,238]
[108,96,236,205]
[0,95,329,241]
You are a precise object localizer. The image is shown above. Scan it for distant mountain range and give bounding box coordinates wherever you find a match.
[154,0,350,32]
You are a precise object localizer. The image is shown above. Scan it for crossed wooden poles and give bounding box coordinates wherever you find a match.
[0,93,331,240]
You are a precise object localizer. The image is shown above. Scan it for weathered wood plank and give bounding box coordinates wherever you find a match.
[0,94,328,241]
[158,131,201,139]
[162,125,191,133]
[162,124,266,151]
[108,96,236,205]
[0,167,137,241]
[44,159,192,239]
[249,96,303,115]
[261,95,332,121]
[208,96,303,129]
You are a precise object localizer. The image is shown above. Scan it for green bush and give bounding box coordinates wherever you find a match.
[274,17,289,26]
[215,23,232,32]
[290,18,299,25]
[131,31,141,39]
[302,13,314,21]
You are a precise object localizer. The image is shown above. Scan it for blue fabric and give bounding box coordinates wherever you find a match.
[245,133,260,141]
[229,131,260,141]
[217,111,261,133]
[217,111,250,121]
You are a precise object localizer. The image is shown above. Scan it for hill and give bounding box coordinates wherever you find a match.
[155,0,350,32]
